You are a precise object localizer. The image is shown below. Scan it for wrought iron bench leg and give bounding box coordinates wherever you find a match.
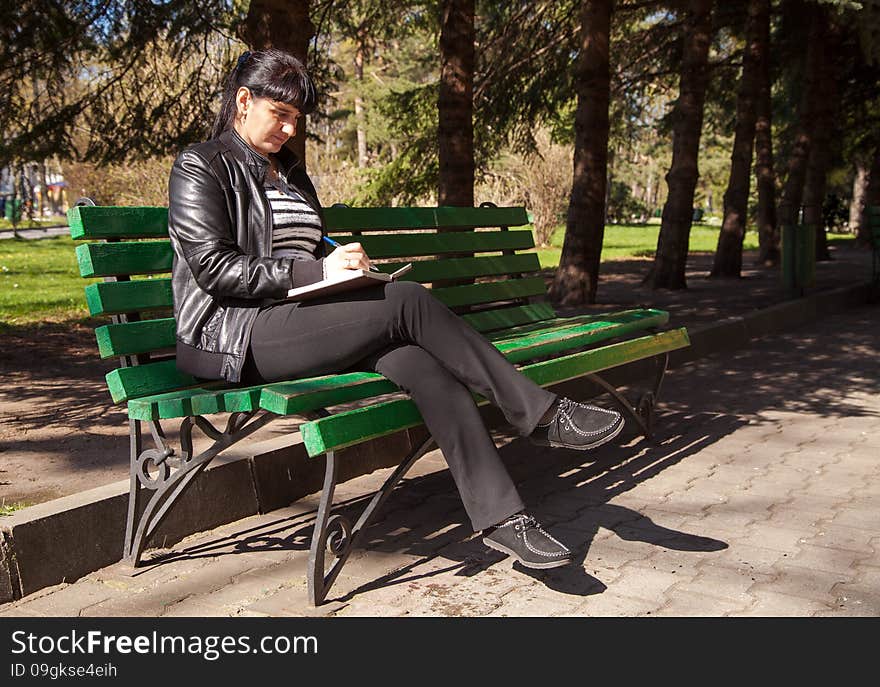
[308,435,436,606]
[123,411,276,566]
[587,351,669,439]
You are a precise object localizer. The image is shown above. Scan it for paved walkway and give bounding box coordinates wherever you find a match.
[2,302,877,617]
[0,225,67,240]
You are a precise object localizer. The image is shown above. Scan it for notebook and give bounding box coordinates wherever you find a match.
[285,263,414,301]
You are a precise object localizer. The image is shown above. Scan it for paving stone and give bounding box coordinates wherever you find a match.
[3,580,119,617]
[805,524,876,554]
[780,493,847,517]
[86,555,213,593]
[243,583,349,617]
[751,563,853,604]
[734,590,832,617]
[825,507,879,532]
[786,543,862,575]
[593,565,680,605]
[707,542,785,576]
[742,522,815,554]
[566,591,660,617]
[672,559,770,603]
[764,507,825,531]
[81,552,273,617]
[161,599,232,617]
[487,589,583,617]
[827,568,880,616]
[654,589,751,616]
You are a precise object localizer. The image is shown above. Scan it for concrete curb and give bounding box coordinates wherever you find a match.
[0,280,873,604]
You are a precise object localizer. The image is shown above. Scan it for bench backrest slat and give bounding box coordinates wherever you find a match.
[67,205,528,239]
[75,242,172,277]
[461,302,556,332]
[96,318,176,359]
[432,276,547,309]
[73,231,534,279]
[322,205,529,231]
[339,230,535,257]
[85,279,172,316]
[68,206,168,239]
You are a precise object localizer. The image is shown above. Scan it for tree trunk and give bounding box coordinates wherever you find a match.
[354,31,368,168]
[549,0,612,306]
[849,158,870,241]
[777,2,822,229]
[861,148,880,244]
[438,0,474,206]
[239,0,315,166]
[646,0,713,290]
[711,0,764,278]
[754,0,777,266]
[803,10,841,262]
[605,145,615,224]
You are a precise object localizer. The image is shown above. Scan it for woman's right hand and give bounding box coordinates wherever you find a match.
[324,242,373,277]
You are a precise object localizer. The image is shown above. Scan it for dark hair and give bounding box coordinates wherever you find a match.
[211,48,318,139]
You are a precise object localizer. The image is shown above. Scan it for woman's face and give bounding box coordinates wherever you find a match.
[233,87,302,156]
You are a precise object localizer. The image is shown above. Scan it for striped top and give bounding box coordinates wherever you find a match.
[264,176,323,261]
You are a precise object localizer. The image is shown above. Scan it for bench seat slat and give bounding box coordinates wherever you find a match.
[324,206,528,231]
[495,310,672,363]
[106,360,198,404]
[75,241,173,278]
[68,206,169,240]
[85,279,172,316]
[127,373,399,421]
[300,327,691,456]
[487,308,670,342]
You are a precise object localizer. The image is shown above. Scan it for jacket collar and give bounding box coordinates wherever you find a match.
[220,127,301,183]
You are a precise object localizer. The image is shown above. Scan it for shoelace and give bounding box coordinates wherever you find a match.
[505,514,570,553]
[555,397,616,437]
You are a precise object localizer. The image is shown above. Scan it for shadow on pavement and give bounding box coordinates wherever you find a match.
[147,408,739,602]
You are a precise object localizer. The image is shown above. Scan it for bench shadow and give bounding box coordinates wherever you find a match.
[148,408,739,605]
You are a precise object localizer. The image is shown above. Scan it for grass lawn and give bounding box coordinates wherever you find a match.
[0,225,857,326]
[533,223,856,269]
[533,222,762,268]
[0,235,100,325]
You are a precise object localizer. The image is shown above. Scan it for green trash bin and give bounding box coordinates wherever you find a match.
[782,223,816,298]
[4,198,22,222]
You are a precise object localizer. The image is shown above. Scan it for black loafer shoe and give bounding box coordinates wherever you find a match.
[530,397,623,451]
[482,513,573,569]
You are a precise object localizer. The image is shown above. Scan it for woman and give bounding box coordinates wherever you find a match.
[168,49,623,570]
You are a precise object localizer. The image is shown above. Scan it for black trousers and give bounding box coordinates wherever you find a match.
[243,280,557,531]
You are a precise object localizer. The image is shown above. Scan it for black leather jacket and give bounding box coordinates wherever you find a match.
[168,128,327,383]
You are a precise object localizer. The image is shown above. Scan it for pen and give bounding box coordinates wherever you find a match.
[323,235,381,272]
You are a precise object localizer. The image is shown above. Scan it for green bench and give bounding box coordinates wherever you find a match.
[67,201,690,605]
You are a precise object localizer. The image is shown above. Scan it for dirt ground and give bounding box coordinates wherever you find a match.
[1,245,874,509]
